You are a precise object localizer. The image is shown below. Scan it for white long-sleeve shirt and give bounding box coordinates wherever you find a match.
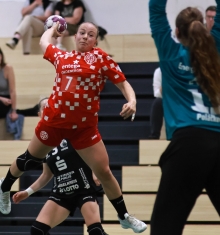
[153,67,162,98]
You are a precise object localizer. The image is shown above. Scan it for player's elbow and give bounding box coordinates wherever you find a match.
[39,40,49,54]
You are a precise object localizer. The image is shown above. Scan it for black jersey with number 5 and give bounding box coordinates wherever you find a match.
[45,139,101,198]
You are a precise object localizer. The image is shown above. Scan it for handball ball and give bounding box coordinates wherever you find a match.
[44,15,67,33]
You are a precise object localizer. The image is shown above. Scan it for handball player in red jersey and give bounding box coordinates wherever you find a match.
[0,21,147,233]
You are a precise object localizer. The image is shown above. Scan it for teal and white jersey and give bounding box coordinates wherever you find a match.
[149,0,220,139]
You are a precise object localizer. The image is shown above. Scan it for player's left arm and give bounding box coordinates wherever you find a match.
[13,163,53,204]
[27,163,53,192]
[115,81,136,121]
[100,51,136,121]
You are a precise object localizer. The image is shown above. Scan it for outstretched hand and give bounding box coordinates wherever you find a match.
[13,191,29,204]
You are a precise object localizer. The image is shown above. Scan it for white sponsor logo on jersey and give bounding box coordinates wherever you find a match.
[178,62,193,73]
[79,168,90,189]
[56,157,68,171]
[62,64,80,69]
[60,140,67,147]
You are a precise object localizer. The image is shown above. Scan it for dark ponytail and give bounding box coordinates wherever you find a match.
[176,7,220,110]
[188,21,220,109]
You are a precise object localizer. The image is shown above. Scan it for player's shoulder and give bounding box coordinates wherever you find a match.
[91,47,102,54]
[93,47,113,59]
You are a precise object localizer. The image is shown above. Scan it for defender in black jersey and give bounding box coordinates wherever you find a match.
[13,138,107,235]
[45,138,102,199]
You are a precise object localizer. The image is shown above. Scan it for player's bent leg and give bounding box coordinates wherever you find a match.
[16,150,45,172]
[205,157,220,216]
[80,196,108,235]
[31,221,51,235]
[0,148,44,204]
[0,163,21,214]
[118,213,147,233]
[27,133,55,159]
[0,134,54,215]
[36,200,70,228]
[0,178,11,214]
[81,200,101,225]
[77,140,121,199]
[78,142,147,233]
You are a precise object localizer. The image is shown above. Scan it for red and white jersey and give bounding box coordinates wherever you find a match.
[42,44,126,129]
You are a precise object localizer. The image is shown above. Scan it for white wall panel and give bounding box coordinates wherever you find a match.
[0,0,217,37]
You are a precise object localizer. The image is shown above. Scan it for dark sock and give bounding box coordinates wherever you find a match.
[12,37,19,44]
[110,195,128,220]
[1,169,19,193]
[17,104,38,116]
[87,222,105,235]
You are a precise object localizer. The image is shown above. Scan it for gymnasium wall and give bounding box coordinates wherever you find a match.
[0,0,216,37]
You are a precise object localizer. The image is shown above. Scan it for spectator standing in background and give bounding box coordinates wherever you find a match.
[148,67,163,140]
[0,48,41,119]
[54,0,86,50]
[0,48,18,121]
[6,0,54,55]
[205,6,216,32]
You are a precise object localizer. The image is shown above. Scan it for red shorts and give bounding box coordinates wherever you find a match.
[35,120,101,150]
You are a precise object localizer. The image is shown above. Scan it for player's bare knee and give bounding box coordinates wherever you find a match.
[16,150,44,172]
[96,167,112,182]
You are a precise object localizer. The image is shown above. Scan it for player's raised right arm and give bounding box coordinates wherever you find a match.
[39,22,62,54]
[149,0,179,60]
